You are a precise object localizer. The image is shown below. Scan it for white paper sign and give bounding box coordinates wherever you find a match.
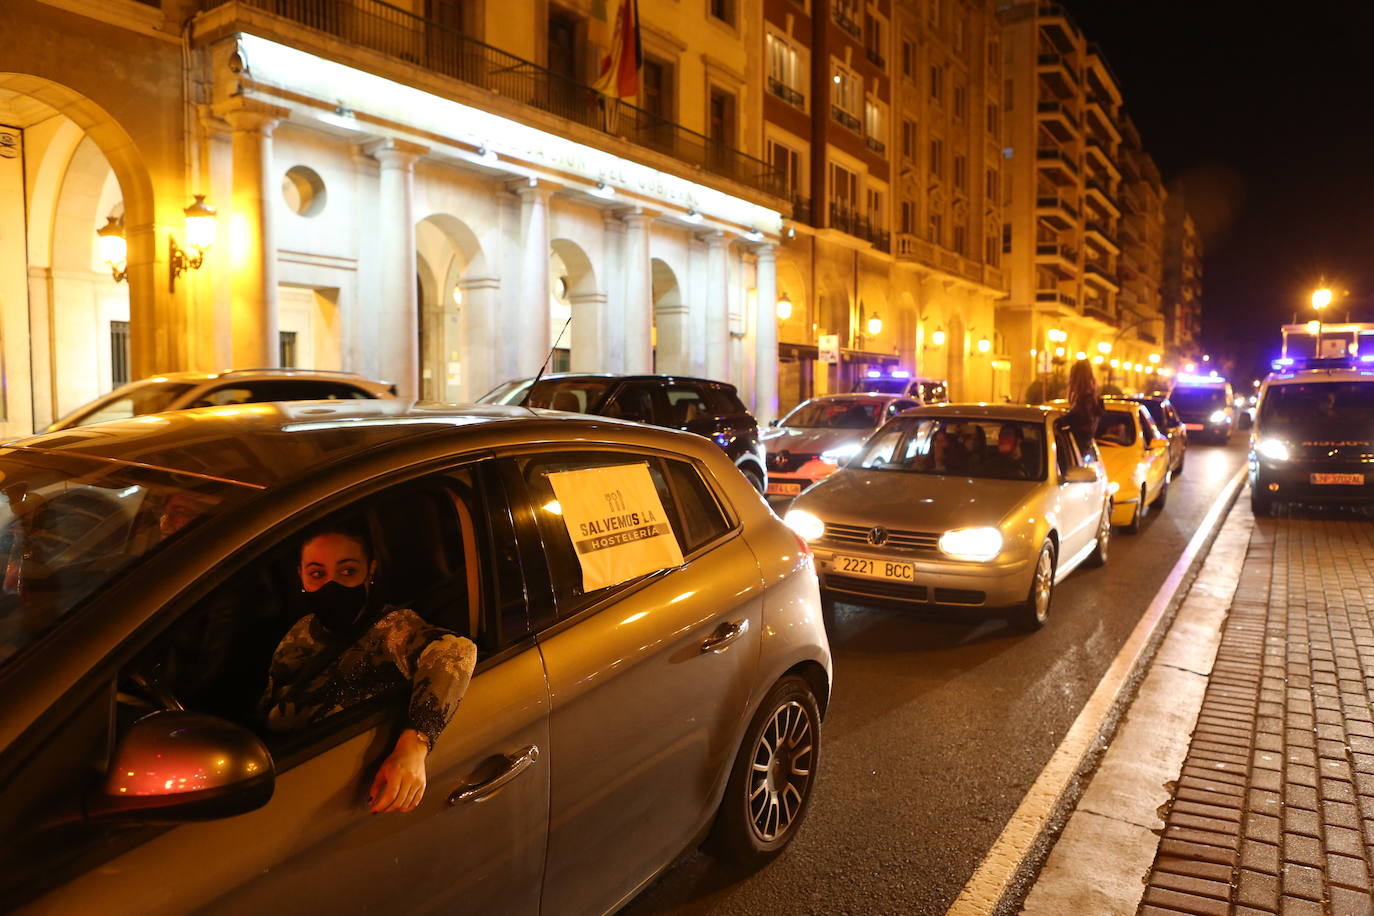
[819,334,841,364]
[546,464,685,592]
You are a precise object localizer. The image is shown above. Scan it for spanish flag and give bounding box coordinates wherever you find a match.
[593,0,642,100]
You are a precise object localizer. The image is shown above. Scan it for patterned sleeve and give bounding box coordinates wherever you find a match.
[379,610,478,750]
[259,616,320,729]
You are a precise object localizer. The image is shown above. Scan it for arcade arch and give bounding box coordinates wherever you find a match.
[549,238,598,373]
[415,212,488,400]
[650,257,686,375]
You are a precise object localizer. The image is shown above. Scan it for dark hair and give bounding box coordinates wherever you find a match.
[298,517,373,564]
[1068,359,1098,409]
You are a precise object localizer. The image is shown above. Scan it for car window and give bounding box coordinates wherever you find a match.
[702,385,747,417]
[66,381,199,426]
[852,417,1046,480]
[1095,410,1136,447]
[1053,426,1080,479]
[782,398,883,429]
[1170,386,1228,411]
[525,379,613,413]
[664,386,710,425]
[1139,407,1163,444]
[516,452,725,616]
[889,399,919,417]
[602,384,655,423]
[1259,381,1374,429]
[192,380,372,408]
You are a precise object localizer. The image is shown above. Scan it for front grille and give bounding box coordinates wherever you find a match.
[1291,445,1374,462]
[767,450,814,472]
[824,522,940,552]
[933,588,987,606]
[825,574,929,602]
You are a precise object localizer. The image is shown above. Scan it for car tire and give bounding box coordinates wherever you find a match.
[740,465,766,494]
[1086,501,1111,568]
[1123,485,1148,534]
[1010,540,1056,631]
[706,674,822,869]
[1251,487,1273,517]
[1152,472,1170,510]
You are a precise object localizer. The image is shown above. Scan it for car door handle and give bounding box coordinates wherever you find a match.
[700,618,749,654]
[447,745,540,806]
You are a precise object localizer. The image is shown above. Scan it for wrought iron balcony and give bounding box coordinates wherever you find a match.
[832,106,862,132]
[768,77,805,109]
[200,0,784,198]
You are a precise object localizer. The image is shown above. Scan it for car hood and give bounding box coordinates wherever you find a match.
[793,468,1037,530]
[1097,443,1141,487]
[762,426,869,456]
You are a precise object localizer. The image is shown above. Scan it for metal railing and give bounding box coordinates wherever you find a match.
[205,0,783,197]
[829,203,889,251]
[767,77,805,109]
[831,106,862,131]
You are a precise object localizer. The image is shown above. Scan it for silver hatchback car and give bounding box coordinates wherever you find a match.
[784,404,1111,629]
[0,401,830,914]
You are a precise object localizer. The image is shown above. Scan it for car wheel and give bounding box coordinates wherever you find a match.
[1086,501,1111,568]
[740,465,766,494]
[1251,486,1273,517]
[1123,485,1147,534]
[1152,472,1170,510]
[1174,453,1185,477]
[1010,541,1056,631]
[707,675,822,869]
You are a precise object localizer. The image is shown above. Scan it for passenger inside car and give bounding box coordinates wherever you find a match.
[259,521,478,814]
[981,424,1029,479]
[1096,415,1133,447]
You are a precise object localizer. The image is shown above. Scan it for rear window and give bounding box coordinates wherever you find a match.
[525,379,614,413]
[1096,410,1137,447]
[1170,387,1228,411]
[781,399,884,429]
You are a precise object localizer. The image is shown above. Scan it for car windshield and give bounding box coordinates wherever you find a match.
[1096,411,1137,447]
[851,416,1046,480]
[1134,400,1166,428]
[1170,386,1228,411]
[781,399,885,429]
[1260,381,1374,430]
[0,449,253,669]
[854,377,907,395]
[59,381,198,428]
[476,378,533,405]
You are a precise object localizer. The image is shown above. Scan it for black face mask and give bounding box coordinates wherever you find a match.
[303,580,373,641]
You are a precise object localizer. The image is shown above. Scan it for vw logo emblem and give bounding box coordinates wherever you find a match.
[867,526,888,546]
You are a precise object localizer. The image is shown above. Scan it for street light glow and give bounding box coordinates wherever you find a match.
[1312,287,1333,310]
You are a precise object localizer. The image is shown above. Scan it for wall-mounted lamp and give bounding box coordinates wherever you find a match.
[867,312,883,335]
[977,337,992,354]
[1075,350,1087,361]
[1148,353,1161,364]
[1092,354,1105,365]
[97,216,127,283]
[590,181,616,199]
[683,209,703,224]
[776,293,793,320]
[931,328,947,346]
[169,195,217,292]
[1097,341,1112,355]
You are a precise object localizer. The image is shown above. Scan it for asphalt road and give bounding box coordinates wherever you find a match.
[624,438,1250,916]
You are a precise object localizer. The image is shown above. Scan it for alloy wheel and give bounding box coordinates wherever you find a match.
[1032,545,1054,624]
[747,699,815,843]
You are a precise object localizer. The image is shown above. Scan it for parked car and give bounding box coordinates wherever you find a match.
[0,401,830,914]
[1249,357,1374,515]
[762,393,921,499]
[1096,399,1172,534]
[1107,394,1187,477]
[853,371,949,403]
[478,373,768,492]
[1169,375,1235,444]
[44,369,395,432]
[782,404,1110,631]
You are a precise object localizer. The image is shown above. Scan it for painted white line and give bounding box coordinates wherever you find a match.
[946,466,1247,916]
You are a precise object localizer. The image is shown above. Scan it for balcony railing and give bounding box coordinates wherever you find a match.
[768,77,805,109]
[790,194,814,226]
[866,48,886,69]
[834,9,862,39]
[1036,195,1079,218]
[1036,147,1078,172]
[1036,242,1078,263]
[829,202,889,251]
[1036,289,1077,308]
[831,106,862,131]
[203,0,783,197]
[866,136,886,154]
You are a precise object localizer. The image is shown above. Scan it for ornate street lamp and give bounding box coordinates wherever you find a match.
[169,195,217,292]
[96,216,127,283]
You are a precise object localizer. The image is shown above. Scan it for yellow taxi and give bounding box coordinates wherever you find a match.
[1095,399,1172,533]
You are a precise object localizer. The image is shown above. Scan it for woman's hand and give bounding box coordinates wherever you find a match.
[368,729,429,814]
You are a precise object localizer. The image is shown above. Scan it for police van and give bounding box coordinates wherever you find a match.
[1250,355,1374,515]
[1169,373,1234,444]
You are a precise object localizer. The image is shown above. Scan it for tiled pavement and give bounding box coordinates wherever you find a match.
[1140,510,1374,916]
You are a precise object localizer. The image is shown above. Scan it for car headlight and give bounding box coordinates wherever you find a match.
[938,526,1003,561]
[819,442,863,466]
[1209,409,1227,424]
[783,509,826,542]
[1256,439,1289,461]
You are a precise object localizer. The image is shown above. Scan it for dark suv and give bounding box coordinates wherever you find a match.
[479,373,768,491]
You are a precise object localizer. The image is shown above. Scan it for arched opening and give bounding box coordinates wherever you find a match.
[650,257,686,374]
[550,239,599,373]
[0,75,154,436]
[415,213,486,401]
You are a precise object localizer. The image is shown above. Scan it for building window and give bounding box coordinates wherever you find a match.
[1003,77,1013,110]
[546,10,581,81]
[867,187,884,231]
[985,167,999,200]
[929,63,943,102]
[833,0,861,37]
[708,87,736,146]
[928,0,940,28]
[1002,222,1012,254]
[953,83,967,121]
[768,138,804,198]
[929,137,943,178]
[864,98,887,152]
[641,57,674,120]
[864,12,886,69]
[709,0,735,26]
[279,330,298,368]
[985,234,1000,267]
[954,14,966,54]
[766,32,807,108]
[831,61,862,131]
[954,153,967,191]
[987,41,1000,70]
[929,210,943,245]
[953,222,967,255]
[986,102,999,137]
[901,118,917,161]
[110,320,130,386]
[830,162,859,212]
[900,200,916,234]
[901,38,915,79]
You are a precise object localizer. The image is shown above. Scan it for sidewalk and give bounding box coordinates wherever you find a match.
[1138,505,1374,915]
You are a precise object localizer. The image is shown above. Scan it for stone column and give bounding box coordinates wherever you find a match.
[370,139,428,399]
[569,291,609,372]
[686,235,708,376]
[622,209,655,374]
[513,179,557,377]
[753,243,779,424]
[601,212,628,371]
[216,99,290,369]
[704,231,730,381]
[458,275,499,400]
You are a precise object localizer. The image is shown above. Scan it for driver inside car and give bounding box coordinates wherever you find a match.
[260,521,478,814]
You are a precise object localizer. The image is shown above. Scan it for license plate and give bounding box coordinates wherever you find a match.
[834,554,916,582]
[766,481,803,495]
[1311,473,1364,485]
[1184,423,1203,431]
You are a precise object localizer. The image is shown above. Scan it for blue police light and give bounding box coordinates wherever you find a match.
[1175,372,1227,385]
[891,369,911,379]
[866,369,882,379]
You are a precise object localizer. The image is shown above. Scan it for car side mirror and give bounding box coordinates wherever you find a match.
[1063,466,1097,484]
[88,711,275,824]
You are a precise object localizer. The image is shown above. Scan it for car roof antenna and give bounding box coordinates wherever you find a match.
[521,316,573,411]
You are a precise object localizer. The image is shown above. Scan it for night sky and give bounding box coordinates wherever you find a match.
[1064,2,1374,383]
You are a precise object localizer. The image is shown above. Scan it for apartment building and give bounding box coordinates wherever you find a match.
[0,0,789,439]
[1163,192,1203,360]
[764,0,1009,410]
[997,2,1174,400]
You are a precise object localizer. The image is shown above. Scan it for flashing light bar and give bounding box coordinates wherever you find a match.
[1270,355,1369,372]
[891,369,911,379]
[866,369,882,378]
[1175,372,1228,385]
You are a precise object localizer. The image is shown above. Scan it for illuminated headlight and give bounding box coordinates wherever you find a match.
[783,509,826,542]
[1209,409,1227,424]
[938,527,1003,561]
[1107,481,1121,495]
[1256,439,1290,461]
[819,442,863,466]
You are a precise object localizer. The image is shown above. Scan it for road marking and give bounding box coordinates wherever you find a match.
[946,465,1247,915]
